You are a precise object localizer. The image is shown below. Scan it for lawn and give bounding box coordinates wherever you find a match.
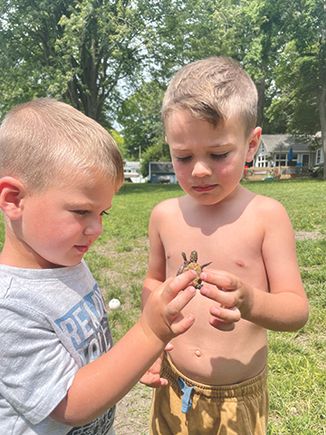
[0,179,325,434]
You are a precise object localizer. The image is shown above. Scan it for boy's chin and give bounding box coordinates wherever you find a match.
[188,192,224,206]
[39,257,82,269]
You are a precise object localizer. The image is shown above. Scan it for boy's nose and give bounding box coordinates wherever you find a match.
[84,218,103,237]
[192,160,212,177]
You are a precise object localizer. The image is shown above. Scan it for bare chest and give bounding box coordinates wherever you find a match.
[162,210,267,288]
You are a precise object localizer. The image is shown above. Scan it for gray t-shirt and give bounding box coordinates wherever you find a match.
[0,261,115,434]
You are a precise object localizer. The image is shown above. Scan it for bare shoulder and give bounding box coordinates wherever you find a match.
[250,193,288,215]
[248,194,292,231]
[150,197,181,220]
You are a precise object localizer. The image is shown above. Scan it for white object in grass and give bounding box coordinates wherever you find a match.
[108,298,121,310]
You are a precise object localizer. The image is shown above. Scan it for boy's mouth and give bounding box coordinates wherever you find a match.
[192,184,217,192]
[75,245,90,254]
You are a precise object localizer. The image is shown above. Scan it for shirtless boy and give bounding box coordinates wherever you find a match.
[141,57,309,434]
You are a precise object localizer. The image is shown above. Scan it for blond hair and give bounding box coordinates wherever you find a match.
[0,98,124,191]
[162,56,258,135]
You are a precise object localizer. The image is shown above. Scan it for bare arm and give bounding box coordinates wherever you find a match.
[140,204,172,387]
[51,270,196,426]
[200,199,309,331]
[142,204,167,307]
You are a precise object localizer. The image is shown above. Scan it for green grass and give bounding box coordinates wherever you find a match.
[0,179,325,433]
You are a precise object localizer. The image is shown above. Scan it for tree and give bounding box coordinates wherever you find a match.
[117,80,165,159]
[135,0,326,177]
[266,0,326,178]
[0,0,147,126]
[141,0,291,128]
[122,0,243,168]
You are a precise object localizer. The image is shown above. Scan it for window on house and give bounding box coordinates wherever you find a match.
[289,153,298,166]
[301,154,309,167]
[316,149,324,164]
[275,153,287,166]
[255,155,269,167]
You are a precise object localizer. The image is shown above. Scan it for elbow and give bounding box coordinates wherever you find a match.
[298,303,310,330]
[300,297,310,328]
[51,412,94,427]
[50,398,96,427]
[287,299,309,332]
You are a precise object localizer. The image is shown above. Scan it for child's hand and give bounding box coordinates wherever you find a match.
[199,270,250,330]
[140,342,173,388]
[140,355,166,388]
[141,270,197,343]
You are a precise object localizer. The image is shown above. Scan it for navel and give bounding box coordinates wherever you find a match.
[235,259,246,268]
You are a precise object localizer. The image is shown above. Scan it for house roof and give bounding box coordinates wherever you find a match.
[261,134,312,154]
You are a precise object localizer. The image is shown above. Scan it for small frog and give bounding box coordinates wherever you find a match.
[176,250,212,289]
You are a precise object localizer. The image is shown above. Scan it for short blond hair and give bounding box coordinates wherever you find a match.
[0,98,124,191]
[162,56,258,135]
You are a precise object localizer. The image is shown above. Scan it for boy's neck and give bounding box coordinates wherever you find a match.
[0,238,59,269]
[188,184,245,208]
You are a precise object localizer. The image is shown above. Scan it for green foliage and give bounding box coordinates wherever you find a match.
[1,0,324,153]
[117,81,165,159]
[0,0,325,180]
[109,129,127,157]
[267,41,321,134]
[0,0,147,123]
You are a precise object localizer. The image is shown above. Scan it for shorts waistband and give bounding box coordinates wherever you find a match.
[162,355,267,400]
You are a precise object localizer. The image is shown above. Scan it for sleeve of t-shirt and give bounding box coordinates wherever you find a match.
[0,301,79,425]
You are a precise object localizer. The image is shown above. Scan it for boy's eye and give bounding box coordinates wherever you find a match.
[211,153,229,160]
[73,210,89,216]
[72,210,110,217]
[175,156,192,162]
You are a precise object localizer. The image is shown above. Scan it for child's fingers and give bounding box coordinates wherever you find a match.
[139,372,169,388]
[209,318,236,331]
[166,285,196,317]
[201,270,238,292]
[200,270,238,306]
[210,305,241,322]
[200,282,238,308]
[163,270,197,302]
[165,285,196,335]
[169,312,196,335]
[208,306,241,331]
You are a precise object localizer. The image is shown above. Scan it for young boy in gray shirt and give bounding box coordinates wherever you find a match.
[0,98,197,434]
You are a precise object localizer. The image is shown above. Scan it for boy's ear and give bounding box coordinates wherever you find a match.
[246,127,262,162]
[0,176,26,220]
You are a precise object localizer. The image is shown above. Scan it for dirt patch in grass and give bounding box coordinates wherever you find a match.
[114,382,152,434]
[101,238,152,433]
[295,231,324,240]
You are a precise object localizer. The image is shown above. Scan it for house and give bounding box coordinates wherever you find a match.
[124,161,146,183]
[148,162,177,184]
[314,131,324,167]
[254,134,317,169]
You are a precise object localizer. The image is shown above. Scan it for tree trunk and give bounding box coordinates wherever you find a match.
[320,85,326,180]
[256,79,265,128]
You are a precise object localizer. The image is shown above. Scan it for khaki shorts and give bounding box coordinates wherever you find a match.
[150,356,268,435]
